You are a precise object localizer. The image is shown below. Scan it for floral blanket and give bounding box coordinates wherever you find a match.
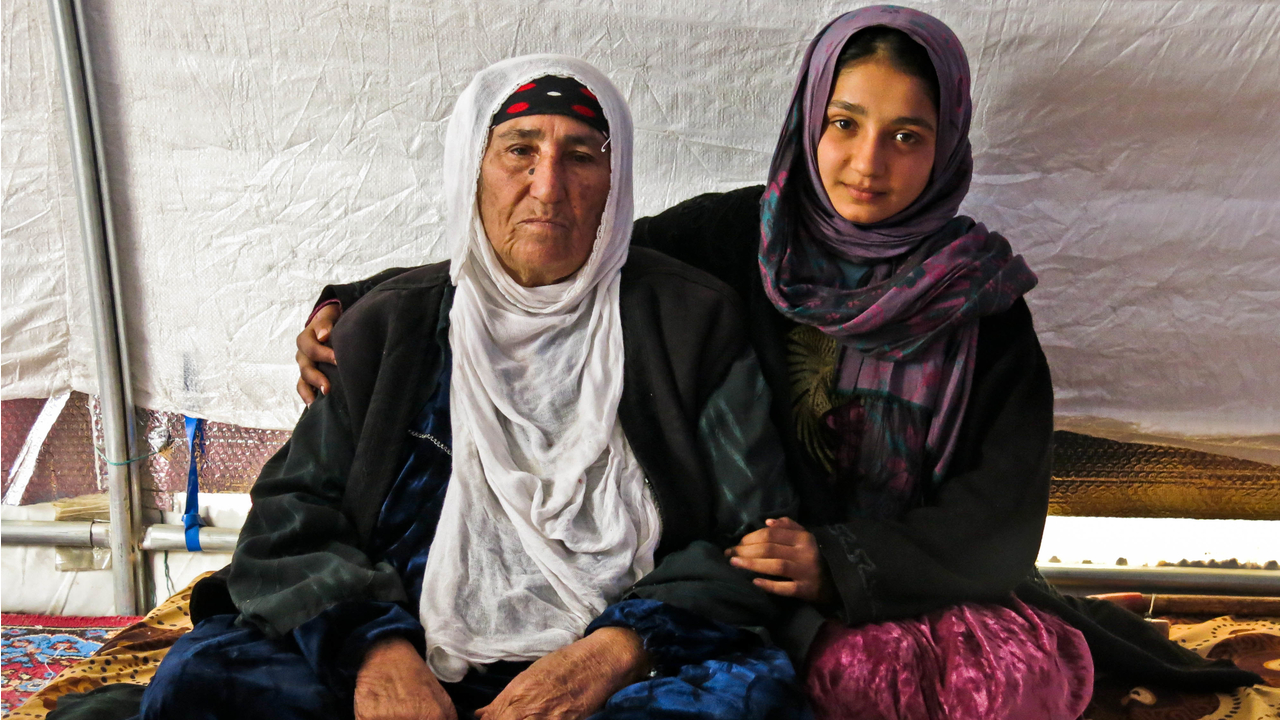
[2,614,139,716]
[4,578,197,719]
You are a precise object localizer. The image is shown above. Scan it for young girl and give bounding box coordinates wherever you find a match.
[710,8,1257,715]
[722,8,1091,716]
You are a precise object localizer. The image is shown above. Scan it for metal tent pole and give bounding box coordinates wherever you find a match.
[1,520,241,553]
[46,0,149,614]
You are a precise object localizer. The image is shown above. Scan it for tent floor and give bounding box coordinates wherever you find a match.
[3,586,1277,719]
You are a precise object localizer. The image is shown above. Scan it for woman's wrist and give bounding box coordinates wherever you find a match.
[589,626,653,683]
[362,635,422,668]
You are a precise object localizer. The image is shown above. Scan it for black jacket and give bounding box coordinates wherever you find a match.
[201,248,803,658]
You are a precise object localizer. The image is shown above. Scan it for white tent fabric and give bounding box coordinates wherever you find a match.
[3,0,1278,461]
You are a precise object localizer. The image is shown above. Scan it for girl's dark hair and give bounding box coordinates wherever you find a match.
[835,27,940,111]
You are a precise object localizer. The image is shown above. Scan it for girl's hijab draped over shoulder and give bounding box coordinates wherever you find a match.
[759,6,1039,517]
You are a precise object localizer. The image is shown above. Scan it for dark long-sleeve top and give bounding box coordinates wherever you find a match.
[199,247,806,682]
[306,187,1261,690]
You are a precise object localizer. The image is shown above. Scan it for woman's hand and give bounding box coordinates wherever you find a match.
[476,627,649,720]
[725,517,834,604]
[354,637,457,720]
[296,302,342,405]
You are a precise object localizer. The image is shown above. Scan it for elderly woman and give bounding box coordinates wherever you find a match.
[128,56,808,720]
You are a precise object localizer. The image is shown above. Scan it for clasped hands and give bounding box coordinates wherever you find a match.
[725,517,834,604]
[354,626,649,720]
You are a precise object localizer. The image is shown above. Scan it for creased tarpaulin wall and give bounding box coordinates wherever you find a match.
[3,0,1278,462]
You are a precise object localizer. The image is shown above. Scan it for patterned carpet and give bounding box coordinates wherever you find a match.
[3,602,1278,718]
[1,614,138,716]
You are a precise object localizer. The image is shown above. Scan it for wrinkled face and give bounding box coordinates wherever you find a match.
[816,57,938,225]
[477,114,611,287]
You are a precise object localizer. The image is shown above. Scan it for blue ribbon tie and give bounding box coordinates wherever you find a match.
[183,416,206,552]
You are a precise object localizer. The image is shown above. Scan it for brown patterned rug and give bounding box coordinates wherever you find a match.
[1083,616,1280,719]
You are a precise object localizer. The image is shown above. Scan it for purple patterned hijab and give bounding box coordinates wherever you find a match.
[759,6,1039,518]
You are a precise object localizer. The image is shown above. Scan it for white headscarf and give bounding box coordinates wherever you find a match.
[418,55,660,682]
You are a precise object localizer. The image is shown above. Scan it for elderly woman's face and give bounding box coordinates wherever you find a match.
[478,115,611,287]
[817,58,937,225]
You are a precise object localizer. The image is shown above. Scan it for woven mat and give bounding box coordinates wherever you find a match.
[1050,431,1280,520]
[1,615,139,716]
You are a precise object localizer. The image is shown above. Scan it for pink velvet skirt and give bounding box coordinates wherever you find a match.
[805,596,1093,720]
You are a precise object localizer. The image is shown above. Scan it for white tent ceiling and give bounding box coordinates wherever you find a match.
[3,0,1278,462]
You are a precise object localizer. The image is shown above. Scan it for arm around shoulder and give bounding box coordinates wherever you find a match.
[315,266,420,314]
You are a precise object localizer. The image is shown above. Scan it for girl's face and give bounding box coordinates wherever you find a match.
[816,58,938,225]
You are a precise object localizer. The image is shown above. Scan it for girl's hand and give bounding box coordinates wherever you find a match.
[296,303,341,405]
[725,517,834,604]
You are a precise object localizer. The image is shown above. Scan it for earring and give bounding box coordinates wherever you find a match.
[528,167,535,175]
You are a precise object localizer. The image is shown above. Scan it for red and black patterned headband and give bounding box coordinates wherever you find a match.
[490,74,609,137]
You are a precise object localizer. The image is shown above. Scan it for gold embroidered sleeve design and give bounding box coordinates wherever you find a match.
[787,325,839,473]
